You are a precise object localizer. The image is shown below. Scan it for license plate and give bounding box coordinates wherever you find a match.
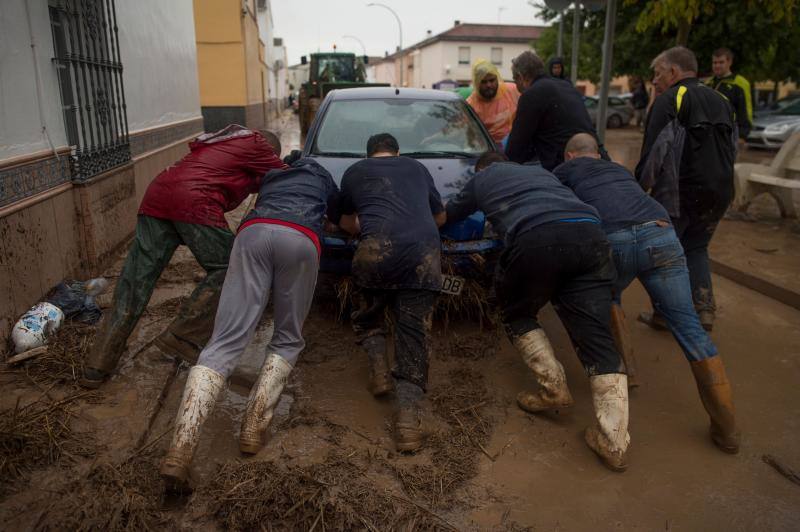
[441,274,465,296]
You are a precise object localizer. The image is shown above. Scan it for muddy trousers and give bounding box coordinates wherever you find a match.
[671,203,728,316]
[86,215,234,373]
[351,288,436,391]
[495,222,623,376]
[608,222,717,361]
[196,224,319,378]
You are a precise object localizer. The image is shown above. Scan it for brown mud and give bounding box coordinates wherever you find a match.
[1,122,799,530]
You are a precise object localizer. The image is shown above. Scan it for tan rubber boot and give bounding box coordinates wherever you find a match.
[160,365,225,484]
[610,304,639,388]
[239,353,292,454]
[514,329,574,413]
[394,407,424,452]
[585,373,630,472]
[394,380,425,453]
[362,335,394,397]
[690,356,740,454]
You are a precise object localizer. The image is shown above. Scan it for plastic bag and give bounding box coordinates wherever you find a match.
[45,278,108,324]
[10,302,65,353]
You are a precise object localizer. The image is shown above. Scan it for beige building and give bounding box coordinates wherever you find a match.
[369,22,545,88]
[193,0,288,132]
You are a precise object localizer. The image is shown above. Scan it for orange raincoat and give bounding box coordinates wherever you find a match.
[466,60,520,143]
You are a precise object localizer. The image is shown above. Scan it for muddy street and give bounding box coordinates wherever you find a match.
[2,116,799,531]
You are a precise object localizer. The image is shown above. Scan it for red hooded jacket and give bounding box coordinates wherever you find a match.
[138,125,286,228]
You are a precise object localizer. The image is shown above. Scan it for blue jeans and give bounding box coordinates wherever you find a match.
[607,222,717,361]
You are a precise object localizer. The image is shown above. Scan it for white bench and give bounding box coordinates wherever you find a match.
[733,132,800,218]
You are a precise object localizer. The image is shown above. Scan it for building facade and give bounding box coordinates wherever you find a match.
[194,0,287,132]
[0,0,204,338]
[370,23,545,88]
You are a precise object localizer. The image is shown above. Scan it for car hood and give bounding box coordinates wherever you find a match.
[310,155,475,200]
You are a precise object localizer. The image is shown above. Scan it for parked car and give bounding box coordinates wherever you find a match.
[754,93,800,118]
[293,87,503,292]
[747,100,800,149]
[583,95,634,128]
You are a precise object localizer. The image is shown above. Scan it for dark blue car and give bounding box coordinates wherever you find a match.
[299,87,503,294]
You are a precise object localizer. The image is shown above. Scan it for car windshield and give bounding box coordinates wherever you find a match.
[315,57,355,82]
[312,98,492,157]
[779,101,800,115]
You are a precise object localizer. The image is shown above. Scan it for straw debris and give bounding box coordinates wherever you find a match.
[0,392,98,498]
[197,453,457,531]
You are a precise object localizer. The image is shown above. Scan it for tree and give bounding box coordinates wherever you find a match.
[531,0,800,83]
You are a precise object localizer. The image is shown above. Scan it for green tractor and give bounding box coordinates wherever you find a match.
[298,52,389,137]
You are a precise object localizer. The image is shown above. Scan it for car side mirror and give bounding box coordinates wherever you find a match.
[301,55,307,65]
[284,150,302,165]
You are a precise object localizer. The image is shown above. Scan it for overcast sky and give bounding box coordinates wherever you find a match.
[271,0,549,66]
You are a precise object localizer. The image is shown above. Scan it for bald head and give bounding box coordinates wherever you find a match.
[258,129,282,156]
[564,133,600,161]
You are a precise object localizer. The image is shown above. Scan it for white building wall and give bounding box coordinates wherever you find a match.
[288,64,309,91]
[116,0,202,133]
[372,59,397,86]
[429,41,534,88]
[0,0,69,161]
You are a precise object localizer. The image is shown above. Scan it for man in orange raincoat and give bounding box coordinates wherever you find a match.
[466,59,520,147]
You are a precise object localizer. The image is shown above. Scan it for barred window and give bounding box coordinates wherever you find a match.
[49,0,130,182]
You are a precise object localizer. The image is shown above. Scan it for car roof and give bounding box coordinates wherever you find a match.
[326,87,462,101]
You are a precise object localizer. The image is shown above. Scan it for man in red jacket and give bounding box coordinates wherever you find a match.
[81,125,286,388]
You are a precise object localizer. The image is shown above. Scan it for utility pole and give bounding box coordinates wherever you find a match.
[596,0,617,144]
[570,3,580,85]
[557,11,564,57]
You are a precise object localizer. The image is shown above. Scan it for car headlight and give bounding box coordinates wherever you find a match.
[764,123,793,134]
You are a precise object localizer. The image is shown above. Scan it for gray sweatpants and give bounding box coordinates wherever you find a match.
[196,223,319,377]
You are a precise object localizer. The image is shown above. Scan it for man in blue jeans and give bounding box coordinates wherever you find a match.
[554,133,740,455]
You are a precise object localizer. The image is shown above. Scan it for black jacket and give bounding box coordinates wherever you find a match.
[446,161,599,245]
[635,78,736,218]
[707,73,752,139]
[505,75,597,171]
[241,158,339,237]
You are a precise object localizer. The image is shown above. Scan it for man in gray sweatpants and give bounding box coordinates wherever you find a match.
[160,158,339,484]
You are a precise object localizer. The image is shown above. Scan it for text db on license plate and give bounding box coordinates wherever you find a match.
[441,275,465,296]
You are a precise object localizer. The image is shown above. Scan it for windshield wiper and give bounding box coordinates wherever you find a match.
[312,152,364,158]
[402,151,475,159]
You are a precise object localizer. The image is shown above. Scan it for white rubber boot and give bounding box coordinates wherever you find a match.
[585,373,630,472]
[514,329,574,413]
[239,353,292,454]
[160,365,225,483]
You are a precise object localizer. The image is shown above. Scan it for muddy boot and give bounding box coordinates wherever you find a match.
[153,330,202,365]
[514,329,574,413]
[363,335,394,397]
[697,310,715,332]
[154,283,221,364]
[637,310,668,331]
[161,365,225,484]
[239,353,292,454]
[394,379,424,453]
[610,304,639,388]
[80,324,128,389]
[690,356,740,454]
[585,373,630,472]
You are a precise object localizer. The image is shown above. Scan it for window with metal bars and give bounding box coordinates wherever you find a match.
[49,0,130,182]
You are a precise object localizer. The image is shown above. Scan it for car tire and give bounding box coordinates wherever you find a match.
[607,114,623,129]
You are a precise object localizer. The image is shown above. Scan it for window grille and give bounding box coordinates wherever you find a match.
[49,0,130,182]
